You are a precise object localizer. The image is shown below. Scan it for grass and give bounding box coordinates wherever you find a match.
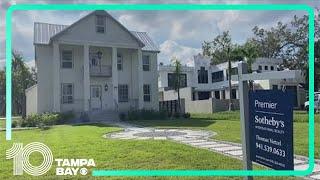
[0,123,299,180]
[129,111,320,159]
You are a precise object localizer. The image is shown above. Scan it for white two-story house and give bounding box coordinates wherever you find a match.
[159,54,306,111]
[26,10,160,116]
[159,54,240,102]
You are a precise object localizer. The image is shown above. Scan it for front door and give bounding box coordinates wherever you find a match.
[90,85,102,110]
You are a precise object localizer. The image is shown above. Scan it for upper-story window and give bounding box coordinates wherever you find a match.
[270,66,274,71]
[265,66,268,70]
[117,53,123,71]
[167,73,187,89]
[96,15,106,33]
[226,67,238,80]
[198,67,208,84]
[258,65,262,71]
[143,55,150,71]
[61,50,73,68]
[212,71,224,83]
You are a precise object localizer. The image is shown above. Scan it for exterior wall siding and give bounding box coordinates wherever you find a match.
[36,45,54,113]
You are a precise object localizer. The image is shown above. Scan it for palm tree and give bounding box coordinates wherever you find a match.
[171,57,182,116]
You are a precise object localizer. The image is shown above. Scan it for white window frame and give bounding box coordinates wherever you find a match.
[61,83,74,104]
[61,50,73,69]
[117,53,123,71]
[96,15,106,33]
[118,84,128,102]
[91,85,101,98]
[143,84,151,102]
[142,55,150,71]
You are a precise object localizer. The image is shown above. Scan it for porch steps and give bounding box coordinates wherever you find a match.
[89,110,120,123]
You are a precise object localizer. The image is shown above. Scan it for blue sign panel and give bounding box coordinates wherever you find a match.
[249,90,294,170]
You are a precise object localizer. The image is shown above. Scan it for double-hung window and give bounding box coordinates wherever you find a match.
[118,84,128,102]
[61,83,73,104]
[96,15,106,33]
[143,84,151,102]
[61,50,73,68]
[117,54,123,71]
[142,55,150,71]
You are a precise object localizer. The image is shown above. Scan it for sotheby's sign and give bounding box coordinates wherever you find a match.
[249,90,294,170]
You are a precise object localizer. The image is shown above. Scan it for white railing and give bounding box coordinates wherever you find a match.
[90,65,112,77]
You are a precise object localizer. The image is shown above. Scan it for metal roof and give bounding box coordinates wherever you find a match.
[34,22,159,52]
[34,22,68,45]
[130,31,160,52]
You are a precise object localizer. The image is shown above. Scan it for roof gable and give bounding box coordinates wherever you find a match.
[34,11,161,52]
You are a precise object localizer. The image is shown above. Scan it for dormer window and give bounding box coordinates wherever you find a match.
[96,15,106,33]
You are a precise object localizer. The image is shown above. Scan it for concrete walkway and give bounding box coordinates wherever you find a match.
[106,127,320,180]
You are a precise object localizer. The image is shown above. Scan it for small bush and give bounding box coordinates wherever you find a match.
[11,121,17,128]
[127,109,169,120]
[57,111,75,124]
[23,111,75,127]
[183,113,191,119]
[80,112,90,122]
[119,113,126,121]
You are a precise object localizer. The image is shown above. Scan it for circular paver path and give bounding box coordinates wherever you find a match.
[106,127,215,140]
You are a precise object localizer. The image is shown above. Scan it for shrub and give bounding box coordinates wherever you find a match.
[57,111,75,124]
[24,114,41,127]
[127,109,169,120]
[11,121,17,128]
[119,113,126,121]
[127,110,140,120]
[80,112,90,122]
[183,113,191,119]
[23,112,75,128]
[41,113,60,126]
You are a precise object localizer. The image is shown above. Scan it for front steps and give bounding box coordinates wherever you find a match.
[88,110,120,123]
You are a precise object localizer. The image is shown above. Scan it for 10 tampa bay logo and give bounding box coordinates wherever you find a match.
[6,142,95,176]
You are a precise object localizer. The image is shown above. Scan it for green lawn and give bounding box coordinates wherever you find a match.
[0,123,299,179]
[129,111,320,159]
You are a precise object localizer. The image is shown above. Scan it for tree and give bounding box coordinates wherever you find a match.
[0,70,5,116]
[171,57,182,115]
[12,52,37,118]
[202,31,235,111]
[250,15,315,89]
[315,40,320,91]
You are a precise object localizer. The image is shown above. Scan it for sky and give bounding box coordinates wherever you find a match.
[0,0,319,68]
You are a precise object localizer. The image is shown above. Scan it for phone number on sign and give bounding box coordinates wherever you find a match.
[256,142,286,157]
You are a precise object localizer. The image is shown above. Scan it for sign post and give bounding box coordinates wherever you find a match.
[235,62,296,179]
[238,62,253,180]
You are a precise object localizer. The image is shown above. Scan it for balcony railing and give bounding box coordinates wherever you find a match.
[90,65,112,77]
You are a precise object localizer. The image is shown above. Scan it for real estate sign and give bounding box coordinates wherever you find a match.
[249,90,294,170]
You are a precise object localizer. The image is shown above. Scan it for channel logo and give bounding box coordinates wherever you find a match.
[6,142,53,176]
[6,142,95,176]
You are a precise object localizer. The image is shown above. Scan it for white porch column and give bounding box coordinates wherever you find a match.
[112,47,118,110]
[83,44,90,111]
[137,49,144,109]
[52,42,61,112]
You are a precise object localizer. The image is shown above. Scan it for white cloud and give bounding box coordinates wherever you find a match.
[159,40,201,66]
